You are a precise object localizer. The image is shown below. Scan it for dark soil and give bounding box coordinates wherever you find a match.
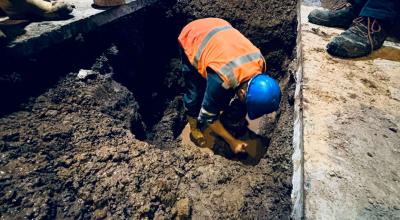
[0,0,297,219]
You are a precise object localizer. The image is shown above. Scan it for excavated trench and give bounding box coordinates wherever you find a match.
[0,0,297,219]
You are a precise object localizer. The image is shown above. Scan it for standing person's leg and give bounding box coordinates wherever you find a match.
[352,0,368,13]
[359,0,398,22]
[327,0,398,58]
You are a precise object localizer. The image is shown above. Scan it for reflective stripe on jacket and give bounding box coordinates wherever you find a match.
[178,18,266,89]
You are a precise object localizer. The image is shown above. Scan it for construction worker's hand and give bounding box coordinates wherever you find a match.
[229,139,248,154]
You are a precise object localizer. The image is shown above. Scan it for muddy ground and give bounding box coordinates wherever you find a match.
[0,0,297,219]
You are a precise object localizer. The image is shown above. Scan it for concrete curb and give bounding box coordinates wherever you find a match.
[291,0,304,219]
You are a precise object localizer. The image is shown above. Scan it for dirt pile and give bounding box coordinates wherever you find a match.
[0,72,292,219]
[0,0,297,218]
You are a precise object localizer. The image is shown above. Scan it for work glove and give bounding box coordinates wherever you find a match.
[187,116,206,147]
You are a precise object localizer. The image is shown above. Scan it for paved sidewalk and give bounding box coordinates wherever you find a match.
[300,4,400,219]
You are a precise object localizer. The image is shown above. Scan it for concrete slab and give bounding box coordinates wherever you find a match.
[0,0,158,57]
[300,4,400,219]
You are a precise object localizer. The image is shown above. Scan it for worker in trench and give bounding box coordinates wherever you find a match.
[0,0,74,43]
[178,18,281,154]
[308,0,399,58]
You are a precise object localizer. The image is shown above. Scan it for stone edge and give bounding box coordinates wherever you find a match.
[291,0,304,219]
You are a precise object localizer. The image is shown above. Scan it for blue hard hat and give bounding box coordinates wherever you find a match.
[246,74,281,120]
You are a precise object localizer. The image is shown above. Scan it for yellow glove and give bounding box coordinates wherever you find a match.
[187,116,206,147]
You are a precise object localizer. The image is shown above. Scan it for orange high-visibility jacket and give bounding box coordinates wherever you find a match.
[178,18,266,89]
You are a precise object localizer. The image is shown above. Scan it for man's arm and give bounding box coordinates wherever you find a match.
[208,119,247,154]
[199,70,248,154]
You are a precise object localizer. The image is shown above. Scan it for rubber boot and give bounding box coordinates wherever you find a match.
[0,0,74,20]
[187,116,206,147]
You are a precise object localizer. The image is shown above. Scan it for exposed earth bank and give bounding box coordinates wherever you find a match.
[0,0,297,219]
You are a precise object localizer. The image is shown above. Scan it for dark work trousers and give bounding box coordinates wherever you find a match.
[181,54,206,118]
[353,0,399,21]
[180,49,241,124]
[180,50,233,119]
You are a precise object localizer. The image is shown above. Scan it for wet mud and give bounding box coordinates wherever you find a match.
[0,0,297,219]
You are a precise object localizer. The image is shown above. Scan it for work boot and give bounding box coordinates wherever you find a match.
[187,116,206,147]
[0,0,74,20]
[308,2,356,29]
[327,17,387,58]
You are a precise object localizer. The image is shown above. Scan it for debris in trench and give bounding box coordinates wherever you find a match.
[175,198,192,219]
[77,69,97,80]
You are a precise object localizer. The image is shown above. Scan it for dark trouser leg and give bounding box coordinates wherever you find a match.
[350,0,367,15]
[355,0,398,21]
[181,51,205,118]
[351,0,367,13]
